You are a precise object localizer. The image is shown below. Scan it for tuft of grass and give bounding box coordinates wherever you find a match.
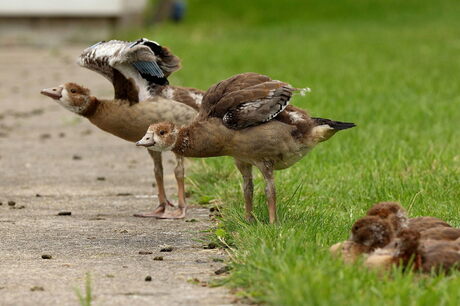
[75,273,93,306]
[123,0,460,304]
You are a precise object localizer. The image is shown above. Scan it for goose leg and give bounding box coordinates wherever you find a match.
[256,161,277,224]
[134,150,174,218]
[235,159,254,222]
[156,154,187,219]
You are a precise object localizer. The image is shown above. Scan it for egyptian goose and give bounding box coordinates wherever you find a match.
[40,38,204,219]
[366,201,451,232]
[330,202,452,262]
[365,229,460,273]
[136,72,355,223]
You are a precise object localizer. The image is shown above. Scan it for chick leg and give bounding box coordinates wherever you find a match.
[134,150,174,218]
[235,159,254,222]
[157,154,187,219]
[256,161,277,224]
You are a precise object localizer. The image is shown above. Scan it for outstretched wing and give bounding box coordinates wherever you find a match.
[78,38,181,103]
[201,73,293,129]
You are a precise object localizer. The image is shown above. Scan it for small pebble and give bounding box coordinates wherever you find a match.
[35,194,41,197]
[139,251,153,255]
[153,256,163,261]
[0,202,3,206]
[96,177,106,181]
[145,276,152,282]
[8,201,15,206]
[72,155,82,160]
[116,193,132,196]
[57,211,71,216]
[41,254,52,259]
[204,242,217,249]
[214,265,232,275]
[160,246,173,252]
[30,286,44,292]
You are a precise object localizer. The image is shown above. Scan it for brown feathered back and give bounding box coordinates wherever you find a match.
[199,73,293,129]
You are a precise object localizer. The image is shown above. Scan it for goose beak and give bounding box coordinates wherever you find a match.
[41,87,63,100]
[136,133,155,147]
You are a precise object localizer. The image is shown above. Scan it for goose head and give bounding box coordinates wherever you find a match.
[41,83,94,115]
[350,216,394,251]
[366,201,409,232]
[136,122,178,151]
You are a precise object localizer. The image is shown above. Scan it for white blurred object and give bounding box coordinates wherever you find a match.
[0,0,123,16]
[0,0,147,45]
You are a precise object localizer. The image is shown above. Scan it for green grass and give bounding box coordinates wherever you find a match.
[75,273,93,306]
[124,0,460,304]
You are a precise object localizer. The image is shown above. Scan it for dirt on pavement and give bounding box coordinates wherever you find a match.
[0,46,234,306]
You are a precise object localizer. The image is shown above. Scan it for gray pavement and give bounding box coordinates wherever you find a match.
[0,46,233,306]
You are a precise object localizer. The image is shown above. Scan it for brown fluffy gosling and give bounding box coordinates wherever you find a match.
[41,39,204,219]
[330,202,452,262]
[365,229,460,273]
[136,72,355,223]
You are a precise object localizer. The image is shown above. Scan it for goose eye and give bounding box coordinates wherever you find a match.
[159,130,165,135]
[70,89,77,94]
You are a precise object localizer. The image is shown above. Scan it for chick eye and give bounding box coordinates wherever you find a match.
[159,130,165,135]
[70,89,77,94]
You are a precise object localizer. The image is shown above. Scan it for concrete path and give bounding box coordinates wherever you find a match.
[0,46,233,305]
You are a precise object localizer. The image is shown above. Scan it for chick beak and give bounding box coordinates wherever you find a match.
[40,87,63,100]
[136,134,155,147]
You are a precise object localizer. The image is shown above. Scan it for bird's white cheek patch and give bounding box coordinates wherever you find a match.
[58,88,82,114]
[153,133,175,151]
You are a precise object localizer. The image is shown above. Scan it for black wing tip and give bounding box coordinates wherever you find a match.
[313,117,356,130]
[130,38,164,57]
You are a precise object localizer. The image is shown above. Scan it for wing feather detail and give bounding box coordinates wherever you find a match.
[200,73,296,129]
[78,38,181,103]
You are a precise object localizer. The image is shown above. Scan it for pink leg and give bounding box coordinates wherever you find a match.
[156,154,186,219]
[134,150,174,218]
[256,161,277,224]
[235,159,254,222]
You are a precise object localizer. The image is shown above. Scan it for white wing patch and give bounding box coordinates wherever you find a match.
[115,63,151,101]
[288,110,305,123]
[189,91,203,105]
[162,87,175,100]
